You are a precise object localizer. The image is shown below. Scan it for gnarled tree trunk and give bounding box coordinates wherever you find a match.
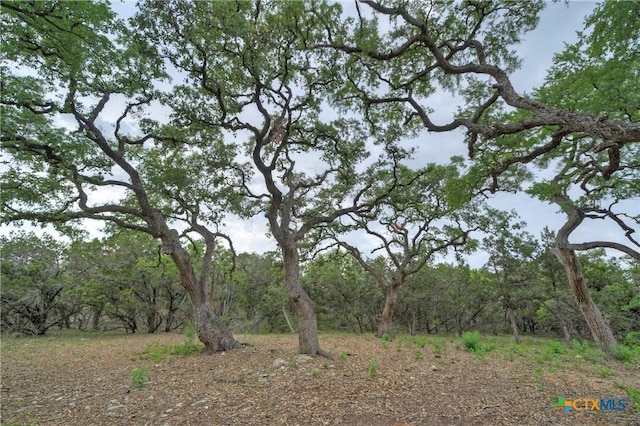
[281,244,324,357]
[376,285,399,338]
[553,247,618,358]
[192,301,238,354]
[551,194,619,359]
[160,225,238,353]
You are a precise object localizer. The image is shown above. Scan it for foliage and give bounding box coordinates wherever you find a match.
[0,232,71,335]
[173,321,203,356]
[132,366,148,389]
[623,332,640,349]
[623,385,640,413]
[545,341,568,356]
[460,331,483,353]
[368,361,378,378]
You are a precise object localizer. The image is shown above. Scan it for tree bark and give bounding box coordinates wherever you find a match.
[553,247,618,358]
[504,300,521,345]
[551,193,619,359]
[91,306,103,331]
[281,244,326,357]
[192,301,238,354]
[376,285,399,338]
[160,225,238,353]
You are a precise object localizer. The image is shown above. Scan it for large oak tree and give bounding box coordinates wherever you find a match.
[1,0,242,353]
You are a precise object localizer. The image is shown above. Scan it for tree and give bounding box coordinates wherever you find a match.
[534,227,582,345]
[225,252,288,333]
[482,221,541,344]
[328,163,483,338]
[65,231,187,333]
[0,232,73,335]
[303,251,382,333]
[1,1,240,352]
[394,262,492,335]
[133,0,408,357]
[523,1,640,357]
[319,0,639,357]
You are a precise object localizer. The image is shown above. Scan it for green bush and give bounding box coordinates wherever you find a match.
[545,340,567,355]
[626,386,640,413]
[611,345,636,363]
[461,331,482,352]
[173,320,203,356]
[623,331,640,348]
[369,361,378,377]
[432,339,446,355]
[132,366,148,389]
[571,339,588,355]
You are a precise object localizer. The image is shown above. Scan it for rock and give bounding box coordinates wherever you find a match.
[106,404,127,413]
[273,358,288,368]
[296,354,313,364]
[191,399,208,407]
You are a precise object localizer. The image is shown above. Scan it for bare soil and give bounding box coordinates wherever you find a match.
[1,332,638,425]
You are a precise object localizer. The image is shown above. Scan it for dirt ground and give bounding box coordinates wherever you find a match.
[1,332,638,425]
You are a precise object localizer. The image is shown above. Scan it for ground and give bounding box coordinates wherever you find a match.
[1,332,638,425]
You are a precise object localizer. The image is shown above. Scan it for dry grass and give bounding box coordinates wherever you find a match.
[1,331,638,425]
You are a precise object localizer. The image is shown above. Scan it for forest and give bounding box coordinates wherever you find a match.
[1,0,639,364]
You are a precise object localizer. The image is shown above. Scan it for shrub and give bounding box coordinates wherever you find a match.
[132,366,148,389]
[611,345,635,363]
[545,340,567,355]
[461,331,482,353]
[623,331,640,348]
[369,361,378,377]
[432,339,446,355]
[571,339,588,355]
[173,320,203,356]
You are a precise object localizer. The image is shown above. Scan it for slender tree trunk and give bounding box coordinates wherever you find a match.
[282,302,296,334]
[505,301,521,344]
[91,306,103,331]
[281,244,328,357]
[408,311,416,336]
[376,285,399,338]
[553,247,618,358]
[560,317,572,347]
[552,302,573,346]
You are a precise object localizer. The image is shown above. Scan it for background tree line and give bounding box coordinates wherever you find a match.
[3,228,638,347]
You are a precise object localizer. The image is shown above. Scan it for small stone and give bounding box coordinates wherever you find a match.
[296,354,313,364]
[430,365,438,371]
[273,358,288,368]
[106,404,127,413]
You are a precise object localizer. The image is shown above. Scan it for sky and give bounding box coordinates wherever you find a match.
[4,1,638,267]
